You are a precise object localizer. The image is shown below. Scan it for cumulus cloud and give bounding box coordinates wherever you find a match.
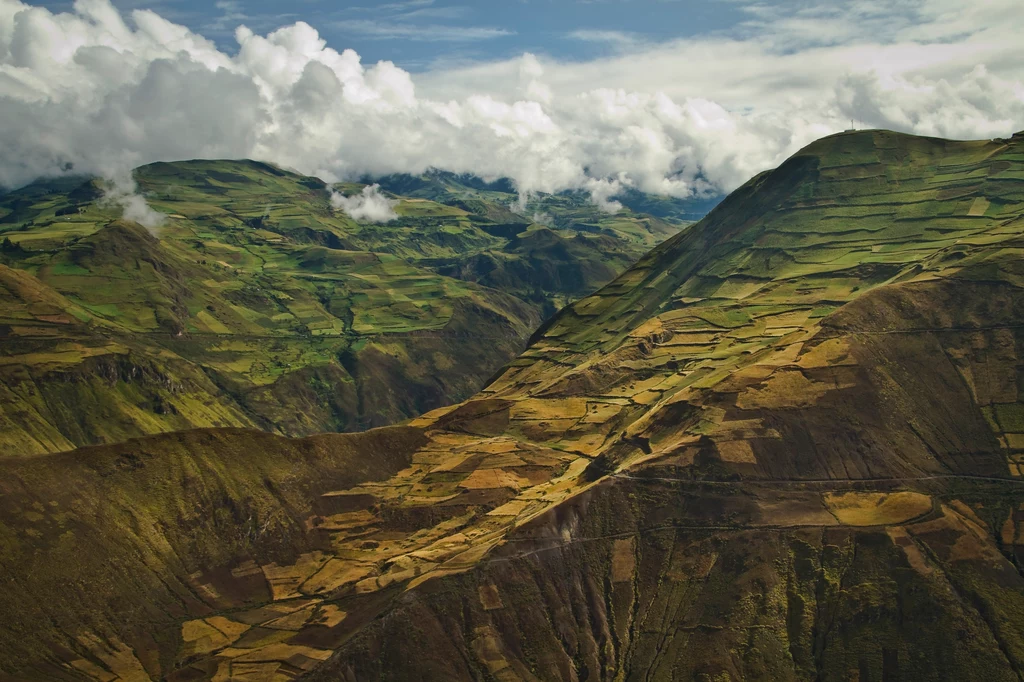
[0,0,1022,222]
[330,185,399,223]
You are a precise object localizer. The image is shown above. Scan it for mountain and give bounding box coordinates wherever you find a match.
[0,161,695,455]
[372,169,712,314]
[373,168,721,224]
[3,128,1024,681]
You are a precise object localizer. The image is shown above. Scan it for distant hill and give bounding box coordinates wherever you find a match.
[0,161,701,455]
[373,168,722,223]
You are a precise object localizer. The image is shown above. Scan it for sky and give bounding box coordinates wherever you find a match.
[28,0,751,69]
[1,0,1023,213]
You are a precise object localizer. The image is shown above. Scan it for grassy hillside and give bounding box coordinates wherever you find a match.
[3,129,1024,681]
[0,161,693,455]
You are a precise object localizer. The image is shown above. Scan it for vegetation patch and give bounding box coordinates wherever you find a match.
[824,492,933,526]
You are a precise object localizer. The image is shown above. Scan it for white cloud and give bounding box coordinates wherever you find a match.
[330,185,399,223]
[532,212,554,227]
[204,0,248,34]
[348,0,436,12]
[566,29,642,49]
[330,19,512,42]
[0,0,1021,221]
[582,177,624,213]
[100,172,167,233]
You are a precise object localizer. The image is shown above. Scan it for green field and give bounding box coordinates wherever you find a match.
[0,161,697,455]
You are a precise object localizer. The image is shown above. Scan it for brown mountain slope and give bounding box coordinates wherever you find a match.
[2,129,1024,681]
[0,426,428,681]
[312,259,1024,681]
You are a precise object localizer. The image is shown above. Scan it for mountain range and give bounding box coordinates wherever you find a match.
[1,128,1024,681]
[0,165,706,455]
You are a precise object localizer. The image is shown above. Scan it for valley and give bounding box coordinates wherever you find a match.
[0,163,698,455]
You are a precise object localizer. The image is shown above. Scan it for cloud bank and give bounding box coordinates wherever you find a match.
[330,184,399,223]
[0,0,1022,216]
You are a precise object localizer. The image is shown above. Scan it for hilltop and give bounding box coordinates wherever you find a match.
[2,129,1024,681]
[0,162,700,455]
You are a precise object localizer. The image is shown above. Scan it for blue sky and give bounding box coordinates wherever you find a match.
[32,0,750,69]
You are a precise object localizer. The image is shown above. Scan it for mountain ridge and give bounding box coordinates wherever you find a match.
[0,161,698,455]
[3,129,1024,681]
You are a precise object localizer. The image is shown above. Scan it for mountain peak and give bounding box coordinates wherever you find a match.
[529,128,1018,356]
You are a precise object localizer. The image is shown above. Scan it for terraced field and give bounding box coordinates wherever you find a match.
[3,129,1024,681]
[0,162,696,455]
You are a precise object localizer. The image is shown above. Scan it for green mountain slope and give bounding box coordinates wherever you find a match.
[2,129,1024,681]
[0,161,692,455]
